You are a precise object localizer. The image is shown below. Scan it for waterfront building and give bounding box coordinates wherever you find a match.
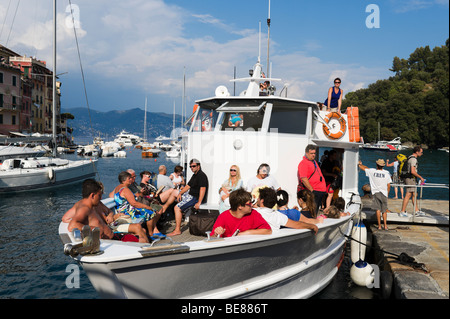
[0,44,65,140]
[0,61,22,136]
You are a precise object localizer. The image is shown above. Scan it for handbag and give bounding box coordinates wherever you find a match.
[188,209,219,236]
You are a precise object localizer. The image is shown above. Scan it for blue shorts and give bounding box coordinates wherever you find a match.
[177,193,198,211]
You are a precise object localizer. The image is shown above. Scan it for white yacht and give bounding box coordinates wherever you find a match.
[114,130,141,146]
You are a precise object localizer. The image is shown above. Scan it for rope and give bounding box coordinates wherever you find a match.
[340,226,428,273]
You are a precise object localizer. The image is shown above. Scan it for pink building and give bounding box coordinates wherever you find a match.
[0,62,22,135]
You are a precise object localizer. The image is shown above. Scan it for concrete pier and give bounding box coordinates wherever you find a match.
[361,198,449,299]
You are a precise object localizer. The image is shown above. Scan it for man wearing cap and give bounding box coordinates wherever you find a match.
[358,159,392,230]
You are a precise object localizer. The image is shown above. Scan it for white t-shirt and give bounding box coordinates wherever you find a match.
[364,168,392,197]
[246,175,280,193]
[256,207,288,232]
[157,174,175,192]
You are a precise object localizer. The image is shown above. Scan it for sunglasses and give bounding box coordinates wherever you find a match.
[334,81,341,84]
[230,169,237,172]
[190,165,198,168]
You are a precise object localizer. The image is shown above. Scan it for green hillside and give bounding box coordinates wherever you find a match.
[342,39,449,149]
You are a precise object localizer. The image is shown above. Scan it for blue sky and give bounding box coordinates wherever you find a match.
[1,0,449,115]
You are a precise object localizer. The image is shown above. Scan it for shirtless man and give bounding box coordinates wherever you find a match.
[63,179,149,243]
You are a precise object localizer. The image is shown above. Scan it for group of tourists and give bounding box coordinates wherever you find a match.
[62,143,353,242]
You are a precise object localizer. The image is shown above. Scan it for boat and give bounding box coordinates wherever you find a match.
[165,147,181,158]
[59,8,363,299]
[141,148,161,158]
[362,137,401,152]
[0,0,97,193]
[0,157,97,193]
[59,60,363,299]
[155,134,170,141]
[0,144,47,161]
[361,122,402,152]
[114,130,142,146]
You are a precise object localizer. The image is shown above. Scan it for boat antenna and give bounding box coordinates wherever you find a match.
[266,0,271,77]
[258,21,262,64]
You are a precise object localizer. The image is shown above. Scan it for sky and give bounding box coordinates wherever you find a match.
[1,0,449,115]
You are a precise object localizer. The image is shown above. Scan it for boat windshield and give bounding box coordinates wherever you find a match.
[269,107,308,135]
[222,112,265,131]
[191,108,219,132]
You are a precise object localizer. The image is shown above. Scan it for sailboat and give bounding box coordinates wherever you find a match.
[0,0,97,193]
[141,97,161,158]
[362,122,402,152]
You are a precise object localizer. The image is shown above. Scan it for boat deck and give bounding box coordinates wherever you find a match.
[157,219,206,243]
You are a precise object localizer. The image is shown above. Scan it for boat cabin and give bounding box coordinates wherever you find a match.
[181,63,362,210]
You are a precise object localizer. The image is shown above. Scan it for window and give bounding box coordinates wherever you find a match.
[269,107,308,134]
[0,94,3,107]
[192,108,218,132]
[12,115,16,125]
[12,76,17,86]
[221,112,264,131]
[0,114,3,124]
[0,72,3,83]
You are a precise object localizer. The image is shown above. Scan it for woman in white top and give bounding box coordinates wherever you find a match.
[219,165,244,213]
[169,165,185,189]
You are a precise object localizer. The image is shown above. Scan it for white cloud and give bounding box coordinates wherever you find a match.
[2,0,389,111]
[390,0,449,12]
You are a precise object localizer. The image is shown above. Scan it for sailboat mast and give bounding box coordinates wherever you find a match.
[183,66,186,127]
[144,97,147,141]
[52,0,57,157]
[173,100,175,132]
[266,0,271,77]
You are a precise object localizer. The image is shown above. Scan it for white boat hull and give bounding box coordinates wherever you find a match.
[60,214,353,299]
[0,158,97,193]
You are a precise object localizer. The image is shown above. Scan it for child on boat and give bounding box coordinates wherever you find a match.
[256,187,319,234]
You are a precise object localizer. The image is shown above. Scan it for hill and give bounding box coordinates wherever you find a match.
[342,39,449,148]
[62,107,183,140]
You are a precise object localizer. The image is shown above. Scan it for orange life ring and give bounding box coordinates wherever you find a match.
[323,112,347,139]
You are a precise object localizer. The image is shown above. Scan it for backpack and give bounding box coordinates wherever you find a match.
[396,154,413,179]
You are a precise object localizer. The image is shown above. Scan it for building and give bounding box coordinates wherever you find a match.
[1,44,64,140]
[0,61,22,136]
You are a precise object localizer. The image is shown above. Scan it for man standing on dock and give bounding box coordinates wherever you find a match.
[399,146,425,217]
[358,159,392,230]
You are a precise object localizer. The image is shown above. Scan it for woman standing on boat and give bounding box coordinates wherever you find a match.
[323,78,343,113]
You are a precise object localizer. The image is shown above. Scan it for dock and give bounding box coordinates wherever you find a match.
[361,197,449,299]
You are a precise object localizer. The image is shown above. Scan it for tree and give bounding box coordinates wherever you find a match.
[343,39,449,148]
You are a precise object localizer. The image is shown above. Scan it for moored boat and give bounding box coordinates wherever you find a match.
[60,55,363,298]
[0,156,97,193]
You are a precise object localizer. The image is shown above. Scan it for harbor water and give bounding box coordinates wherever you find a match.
[0,146,448,299]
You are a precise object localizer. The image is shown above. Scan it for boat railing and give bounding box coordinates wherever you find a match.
[390,182,449,223]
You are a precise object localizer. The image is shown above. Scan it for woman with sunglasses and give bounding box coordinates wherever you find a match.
[323,78,343,113]
[219,165,244,213]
